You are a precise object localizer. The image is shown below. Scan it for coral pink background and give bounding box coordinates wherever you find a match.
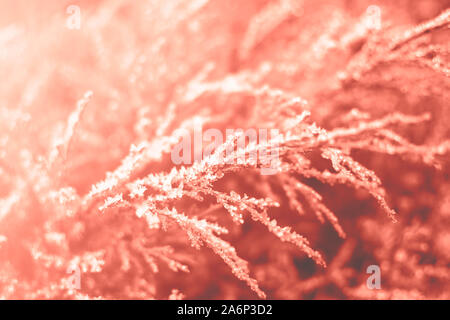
[0,0,448,299]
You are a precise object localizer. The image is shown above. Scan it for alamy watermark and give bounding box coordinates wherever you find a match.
[66,264,81,290]
[365,5,382,31]
[66,5,81,30]
[171,127,281,175]
[366,264,381,289]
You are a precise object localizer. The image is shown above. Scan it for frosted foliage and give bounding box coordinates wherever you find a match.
[0,1,449,299]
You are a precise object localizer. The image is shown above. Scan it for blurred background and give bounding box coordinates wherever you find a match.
[0,0,448,299]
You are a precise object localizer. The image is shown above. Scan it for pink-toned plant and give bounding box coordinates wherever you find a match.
[0,0,448,299]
